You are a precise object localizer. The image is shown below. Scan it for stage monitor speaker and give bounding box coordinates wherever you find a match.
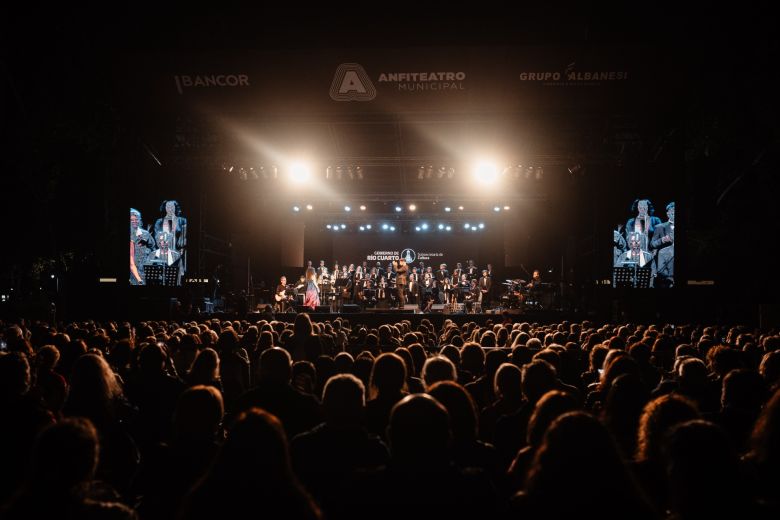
[430,304,446,313]
[342,304,361,313]
[295,305,311,313]
[315,305,331,313]
[403,304,419,313]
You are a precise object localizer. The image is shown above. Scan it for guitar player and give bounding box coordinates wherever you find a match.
[274,276,292,312]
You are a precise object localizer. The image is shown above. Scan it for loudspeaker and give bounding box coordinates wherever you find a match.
[403,304,418,313]
[295,305,310,313]
[315,305,331,313]
[430,304,446,313]
[342,304,361,313]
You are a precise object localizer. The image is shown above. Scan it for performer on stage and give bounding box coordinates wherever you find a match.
[408,267,419,304]
[303,267,320,310]
[650,202,675,288]
[394,257,408,308]
[275,276,292,313]
[154,201,187,281]
[479,269,492,307]
[130,208,154,285]
[625,198,662,253]
[467,259,479,280]
[435,264,449,303]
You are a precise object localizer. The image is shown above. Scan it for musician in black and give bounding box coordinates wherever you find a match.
[435,264,449,303]
[317,260,328,278]
[452,262,463,281]
[478,270,492,307]
[275,276,291,313]
[467,259,479,280]
[526,269,543,307]
[408,267,419,305]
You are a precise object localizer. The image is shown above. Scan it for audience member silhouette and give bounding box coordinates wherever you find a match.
[179,407,321,520]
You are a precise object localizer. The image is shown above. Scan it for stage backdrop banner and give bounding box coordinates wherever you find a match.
[327,233,499,271]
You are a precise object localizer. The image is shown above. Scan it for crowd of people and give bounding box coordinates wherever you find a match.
[1,314,779,518]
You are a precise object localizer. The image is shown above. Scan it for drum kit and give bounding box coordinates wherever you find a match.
[501,278,528,309]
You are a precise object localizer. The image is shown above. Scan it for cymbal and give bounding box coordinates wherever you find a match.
[502,282,514,286]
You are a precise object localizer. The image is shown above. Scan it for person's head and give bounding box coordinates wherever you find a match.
[482,270,488,276]
[522,359,558,403]
[259,347,292,384]
[319,260,325,267]
[305,267,316,281]
[636,393,699,462]
[322,373,365,427]
[421,355,457,389]
[130,208,142,229]
[173,385,224,441]
[280,276,286,285]
[189,347,220,381]
[369,352,407,399]
[628,232,642,252]
[526,390,579,446]
[533,269,540,278]
[161,200,180,216]
[633,198,653,217]
[428,381,479,443]
[30,417,99,491]
[666,201,675,223]
[387,394,451,468]
[494,362,523,401]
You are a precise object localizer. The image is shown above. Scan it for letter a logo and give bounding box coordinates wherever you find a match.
[330,63,376,101]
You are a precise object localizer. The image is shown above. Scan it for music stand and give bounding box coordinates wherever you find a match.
[613,265,636,288]
[636,266,653,288]
[144,264,180,287]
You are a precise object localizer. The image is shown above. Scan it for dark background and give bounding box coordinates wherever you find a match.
[1,8,778,322]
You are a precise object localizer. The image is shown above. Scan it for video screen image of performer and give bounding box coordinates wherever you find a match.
[130,208,155,285]
[129,199,188,286]
[612,197,675,289]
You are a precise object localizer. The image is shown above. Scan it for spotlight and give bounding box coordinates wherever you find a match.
[228,165,234,173]
[359,205,366,211]
[447,167,455,179]
[409,204,416,211]
[473,160,499,183]
[535,166,544,180]
[271,165,278,179]
[415,226,421,232]
[445,225,452,231]
[348,166,354,180]
[306,204,313,210]
[292,206,300,212]
[464,223,471,229]
[417,166,425,180]
[326,224,332,229]
[395,206,402,212]
[336,165,344,180]
[382,224,389,230]
[438,223,444,230]
[325,166,332,179]
[249,167,258,180]
[390,226,396,231]
[359,226,365,231]
[478,223,485,229]
[426,165,433,179]
[458,205,464,211]
[340,224,346,229]
[437,166,446,178]
[493,206,501,212]
[289,162,311,183]
[444,206,451,212]
[504,205,510,210]
[421,223,428,230]
[356,166,364,180]
[259,165,267,179]
[366,224,372,229]
[344,206,351,212]
[239,168,247,181]
[472,227,478,231]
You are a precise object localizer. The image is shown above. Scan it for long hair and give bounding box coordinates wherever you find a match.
[159,200,182,216]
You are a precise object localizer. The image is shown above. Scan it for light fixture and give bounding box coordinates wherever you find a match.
[366,224,372,229]
[408,204,416,211]
[382,224,389,230]
[292,206,300,212]
[493,206,501,212]
[478,223,485,229]
[359,226,365,231]
[395,206,402,212]
[458,205,464,211]
[417,166,425,180]
[438,224,444,230]
[306,204,313,210]
[444,206,451,212]
[473,160,499,183]
[359,204,366,211]
[390,226,396,231]
[464,223,471,229]
[344,205,351,212]
[446,225,452,231]
[504,205,510,210]
[326,224,332,229]
[340,224,346,229]
[415,226,421,231]
[421,223,428,230]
